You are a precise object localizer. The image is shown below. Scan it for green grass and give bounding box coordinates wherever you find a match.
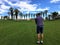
[0,20,60,45]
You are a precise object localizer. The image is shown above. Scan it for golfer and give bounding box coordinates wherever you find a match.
[35,13,44,44]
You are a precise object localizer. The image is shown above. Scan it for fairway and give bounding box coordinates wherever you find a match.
[0,20,60,45]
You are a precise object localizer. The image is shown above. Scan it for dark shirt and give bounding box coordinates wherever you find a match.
[35,16,44,26]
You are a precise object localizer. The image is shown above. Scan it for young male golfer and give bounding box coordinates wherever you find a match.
[35,13,44,44]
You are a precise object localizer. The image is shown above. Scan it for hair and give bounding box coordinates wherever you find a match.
[36,13,41,16]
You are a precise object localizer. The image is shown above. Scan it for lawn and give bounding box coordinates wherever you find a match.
[0,20,60,45]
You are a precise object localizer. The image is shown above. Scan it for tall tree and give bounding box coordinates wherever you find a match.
[40,11,43,17]
[52,12,58,19]
[14,9,19,20]
[33,14,35,18]
[24,15,25,20]
[48,15,51,20]
[44,10,48,19]
[42,12,45,18]
[19,12,23,19]
[8,12,11,19]
[29,13,30,19]
[25,14,27,20]
[31,13,33,19]
[9,7,14,19]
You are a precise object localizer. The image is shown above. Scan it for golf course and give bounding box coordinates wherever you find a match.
[0,20,60,45]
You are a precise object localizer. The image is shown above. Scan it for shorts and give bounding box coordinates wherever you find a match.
[37,26,43,34]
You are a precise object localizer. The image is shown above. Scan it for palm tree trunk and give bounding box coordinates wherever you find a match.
[16,15,17,20]
[24,15,25,20]
[11,12,13,20]
[26,14,27,20]
[33,14,35,18]
[43,12,44,18]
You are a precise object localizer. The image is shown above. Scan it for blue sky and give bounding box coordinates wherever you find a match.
[0,0,60,16]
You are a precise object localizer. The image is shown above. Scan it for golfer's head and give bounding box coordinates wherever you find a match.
[36,13,41,17]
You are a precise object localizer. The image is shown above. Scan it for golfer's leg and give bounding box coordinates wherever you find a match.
[37,33,41,44]
[37,33,41,41]
[40,26,44,43]
[41,33,43,41]
[36,26,41,43]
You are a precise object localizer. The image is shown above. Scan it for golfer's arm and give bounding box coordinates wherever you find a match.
[35,18,37,24]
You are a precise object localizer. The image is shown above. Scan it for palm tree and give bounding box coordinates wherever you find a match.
[29,13,30,19]
[25,14,27,20]
[24,15,25,20]
[48,15,51,20]
[8,12,11,19]
[14,9,19,20]
[40,11,43,17]
[19,12,23,19]
[33,14,35,19]
[9,7,14,19]
[52,12,58,20]
[44,10,48,19]
[42,12,45,18]
[40,11,45,19]
[31,13,33,19]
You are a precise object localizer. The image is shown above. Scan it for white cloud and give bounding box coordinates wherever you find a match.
[4,0,32,6]
[18,2,37,11]
[0,0,4,5]
[50,0,60,3]
[8,0,20,2]
[0,0,10,15]
[4,0,13,6]
[0,0,2,4]
[3,0,37,12]
[0,8,6,14]
[5,0,49,13]
[36,7,50,11]
[58,11,60,14]
[1,4,10,10]
[0,0,50,15]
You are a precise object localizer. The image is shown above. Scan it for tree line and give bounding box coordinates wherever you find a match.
[3,7,60,20]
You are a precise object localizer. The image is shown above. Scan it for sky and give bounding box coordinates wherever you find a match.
[0,0,60,16]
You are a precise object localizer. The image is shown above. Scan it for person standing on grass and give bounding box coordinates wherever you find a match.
[35,13,44,44]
